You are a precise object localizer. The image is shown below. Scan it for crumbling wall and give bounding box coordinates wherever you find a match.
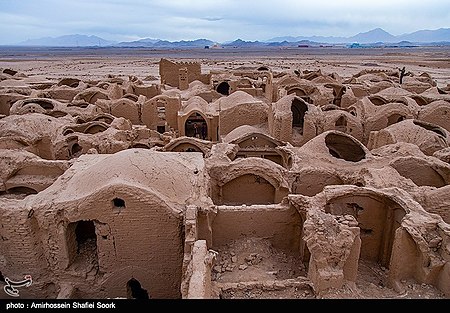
[159,59,210,88]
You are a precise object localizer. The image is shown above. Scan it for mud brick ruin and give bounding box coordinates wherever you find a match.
[0,58,449,299]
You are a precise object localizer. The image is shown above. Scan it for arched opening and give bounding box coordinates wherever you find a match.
[391,158,446,188]
[325,133,366,162]
[237,134,278,149]
[84,124,107,135]
[24,99,54,110]
[413,120,447,138]
[123,94,139,101]
[92,115,114,124]
[257,66,269,71]
[185,112,208,139]
[410,95,430,106]
[63,128,74,136]
[368,96,388,106]
[47,111,68,118]
[217,82,230,96]
[66,220,98,269]
[387,114,405,126]
[88,92,108,104]
[58,78,80,88]
[291,98,308,135]
[70,143,82,158]
[220,174,276,205]
[7,186,37,195]
[127,278,149,299]
[75,117,87,124]
[6,186,38,196]
[335,116,347,132]
[333,86,346,107]
[131,143,150,149]
[168,143,205,156]
[68,102,90,109]
[288,88,306,97]
[325,194,406,270]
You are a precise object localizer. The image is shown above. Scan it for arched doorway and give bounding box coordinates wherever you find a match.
[185,112,208,139]
[325,194,406,269]
[291,98,308,135]
[335,116,347,132]
[217,82,230,96]
[220,174,276,205]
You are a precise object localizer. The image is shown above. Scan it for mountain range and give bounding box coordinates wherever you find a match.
[267,28,450,44]
[12,28,450,48]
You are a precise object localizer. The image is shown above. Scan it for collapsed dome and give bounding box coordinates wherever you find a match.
[325,132,366,162]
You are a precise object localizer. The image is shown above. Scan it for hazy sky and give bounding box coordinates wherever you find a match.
[1,0,449,44]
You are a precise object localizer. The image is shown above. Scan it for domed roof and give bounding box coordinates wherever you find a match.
[41,149,206,205]
[217,91,262,110]
[222,125,271,143]
[0,113,71,141]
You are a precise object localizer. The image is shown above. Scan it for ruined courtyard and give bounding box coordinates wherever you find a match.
[0,47,449,299]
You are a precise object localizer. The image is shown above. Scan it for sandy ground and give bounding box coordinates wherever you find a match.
[0,46,449,300]
[213,237,446,299]
[1,46,449,87]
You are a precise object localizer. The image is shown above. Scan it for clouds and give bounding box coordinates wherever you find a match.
[0,0,448,44]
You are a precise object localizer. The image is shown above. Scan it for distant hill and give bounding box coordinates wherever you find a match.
[348,28,397,43]
[115,38,214,48]
[17,34,116,47]
[115,37,160,47]
[266,27,450,44]
[397,28,450,42]
[222,39,267,47]
[12,27,450,48]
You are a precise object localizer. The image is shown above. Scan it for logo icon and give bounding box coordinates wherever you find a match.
[3,275,33,297]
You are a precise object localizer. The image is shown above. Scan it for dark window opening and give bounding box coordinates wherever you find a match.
[157,125,166,134]
[217,82,230,96]
[112,198,126,209]
[127,278,149,299]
